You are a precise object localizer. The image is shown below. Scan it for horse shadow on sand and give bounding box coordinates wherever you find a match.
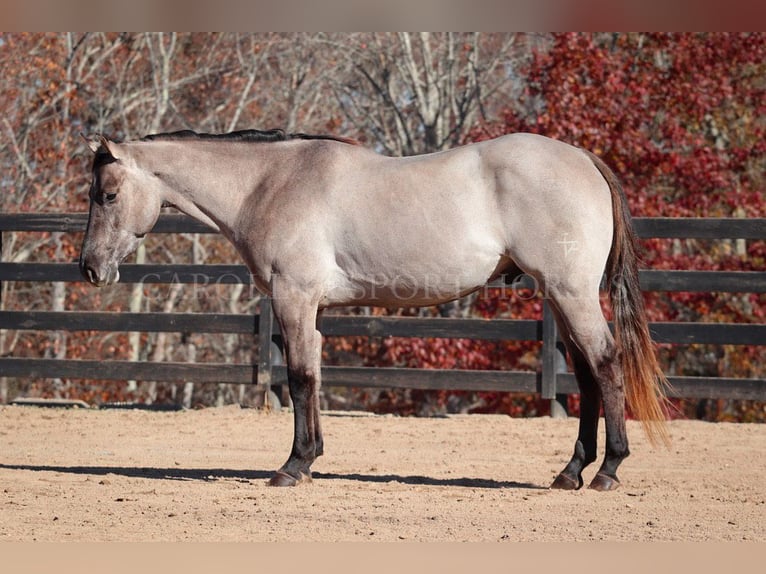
[0,463,545,490]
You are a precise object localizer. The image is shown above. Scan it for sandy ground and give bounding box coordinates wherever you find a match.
[0,404,764,542]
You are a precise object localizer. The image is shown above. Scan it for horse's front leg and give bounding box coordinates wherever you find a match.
[268,292,324,487]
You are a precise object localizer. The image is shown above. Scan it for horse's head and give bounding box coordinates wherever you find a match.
[79,136,162,286]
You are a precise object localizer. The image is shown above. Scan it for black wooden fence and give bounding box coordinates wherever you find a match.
[1,213,765,408]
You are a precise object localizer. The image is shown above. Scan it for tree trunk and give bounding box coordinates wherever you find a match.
[126,242,146,393]
[182,337,195,410]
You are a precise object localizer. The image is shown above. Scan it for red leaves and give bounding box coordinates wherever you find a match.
[484,33,766,221]
[380,336,505,371]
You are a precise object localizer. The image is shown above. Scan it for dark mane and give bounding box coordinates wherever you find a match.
[141,129,357,145]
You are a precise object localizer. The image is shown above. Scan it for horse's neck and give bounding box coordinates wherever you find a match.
[139,142,263,235]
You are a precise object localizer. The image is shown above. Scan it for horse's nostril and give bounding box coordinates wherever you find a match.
[82,264,99,285]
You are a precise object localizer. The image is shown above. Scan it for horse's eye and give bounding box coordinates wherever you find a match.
[105,193,117,202]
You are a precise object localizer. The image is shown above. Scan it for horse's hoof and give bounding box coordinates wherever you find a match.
[268,471,297,487]
[588,472,620,491]
[550,472,582,490]
[267,470,312,487]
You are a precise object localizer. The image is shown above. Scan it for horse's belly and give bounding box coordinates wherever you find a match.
[323,247,506,307]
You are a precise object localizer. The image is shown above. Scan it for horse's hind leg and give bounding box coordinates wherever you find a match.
[548,291,629,491]
[267,288,324,487]
[549,304,601,489]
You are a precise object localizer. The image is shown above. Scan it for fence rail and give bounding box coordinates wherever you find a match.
[2,262,765,293]
[1,214,765,407]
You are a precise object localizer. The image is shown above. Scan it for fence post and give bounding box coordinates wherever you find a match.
[0,228,5,404]
[542,301,568,418]
[257,296,274,408]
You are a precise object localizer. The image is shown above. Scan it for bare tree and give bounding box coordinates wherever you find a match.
[326,33,524,155]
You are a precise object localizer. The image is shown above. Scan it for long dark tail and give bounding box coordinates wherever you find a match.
[585,150,672,447]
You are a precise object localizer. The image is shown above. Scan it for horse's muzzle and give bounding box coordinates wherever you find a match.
[80,260,119,287]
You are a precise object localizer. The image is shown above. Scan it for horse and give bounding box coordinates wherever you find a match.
[79,128,670,491]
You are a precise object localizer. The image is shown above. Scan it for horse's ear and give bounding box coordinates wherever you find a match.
[100,137,123,161]
[81,133,120,159]
[81,133,102,154]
